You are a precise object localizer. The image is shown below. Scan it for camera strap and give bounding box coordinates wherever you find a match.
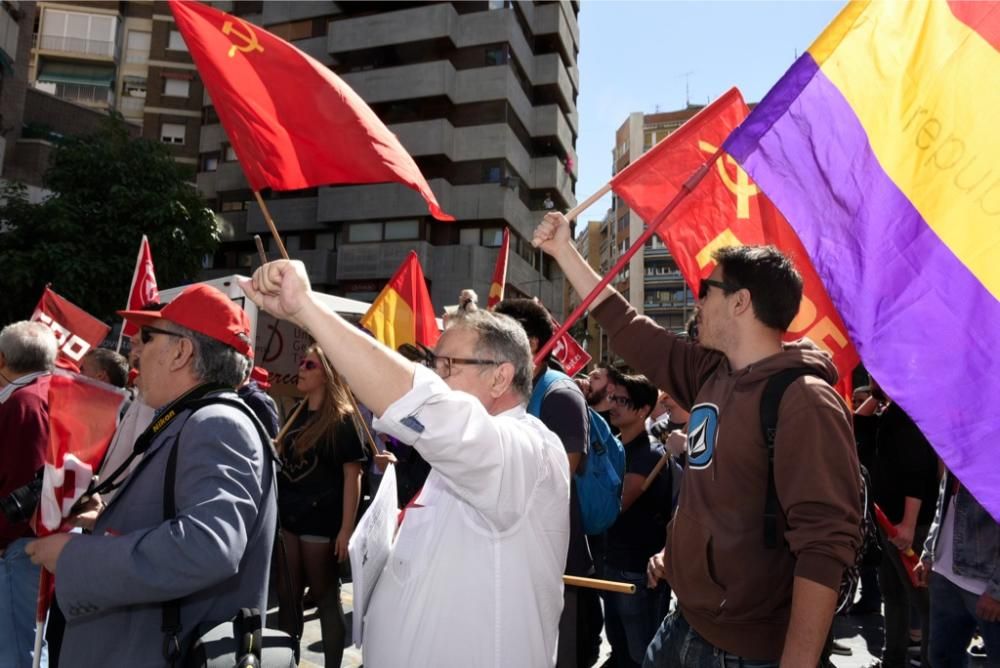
[90,383,229,498]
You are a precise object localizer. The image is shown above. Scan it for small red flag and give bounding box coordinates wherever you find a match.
[487,228,510,309]
[169,0,453,221]
[31,287,111,366]
[122,235,160,337]
[361,252,440,350]
[610,89,858,396]
[32,371,124,626]
[550,324,591,377]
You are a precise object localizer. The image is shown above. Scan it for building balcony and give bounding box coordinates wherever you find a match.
[298,249,338,285]
[531,155,574,206]
[643,272,685,286]
[118,96,144,117]
[247,196,320,235]
[34,34,115,59]
[644,301,695,313]
[341,60,456,105]
[337,241,433,281]
[643,245,670,258]
[533,52,575,110]
[528,3,578,71]
[327,3,456,54]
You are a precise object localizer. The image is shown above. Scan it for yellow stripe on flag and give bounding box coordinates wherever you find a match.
[810,1,1000,298]
[360,287,417,350]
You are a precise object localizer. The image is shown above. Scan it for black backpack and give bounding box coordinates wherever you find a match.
[760,368,880,614]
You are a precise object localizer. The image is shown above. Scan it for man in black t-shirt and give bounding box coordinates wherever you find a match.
[604,374,673,668]
[494,299,601,668]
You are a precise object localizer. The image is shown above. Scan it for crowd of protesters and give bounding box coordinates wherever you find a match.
[1,215,997,668]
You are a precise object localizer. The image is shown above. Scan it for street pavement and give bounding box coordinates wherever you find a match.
[289,583,902,667]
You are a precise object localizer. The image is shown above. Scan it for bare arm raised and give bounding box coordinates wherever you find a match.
[532,211,617,310]
[240,260,415,417]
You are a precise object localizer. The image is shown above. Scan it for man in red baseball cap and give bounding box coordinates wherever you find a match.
[26,283,278,667]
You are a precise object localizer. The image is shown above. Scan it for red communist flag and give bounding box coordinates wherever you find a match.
[487,227,510,309]
[31,287,111,367]
[122,235,160,337]
[169,0,453,221]
[611,88,858,395]
[550,322,591,377]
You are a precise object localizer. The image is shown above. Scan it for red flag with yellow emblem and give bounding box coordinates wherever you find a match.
[168,0,452,221]
[611,88,858,396]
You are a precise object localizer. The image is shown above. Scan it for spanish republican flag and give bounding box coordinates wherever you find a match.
[486,227,510,309]
[168,0,453,221]
[361,252,439,350]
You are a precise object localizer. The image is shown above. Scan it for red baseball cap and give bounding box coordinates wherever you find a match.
[250,365,270,389]
[118,284,253,358]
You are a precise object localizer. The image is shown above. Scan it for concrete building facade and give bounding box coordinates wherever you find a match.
[197,0,580,315]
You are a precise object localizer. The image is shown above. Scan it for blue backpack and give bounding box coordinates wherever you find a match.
[528,369,626,535]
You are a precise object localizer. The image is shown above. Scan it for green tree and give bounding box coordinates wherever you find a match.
[0,114,219,325]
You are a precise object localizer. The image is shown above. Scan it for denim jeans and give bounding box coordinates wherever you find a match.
[643,610,779,668]
[0,538,49,668]
[600,566,669,667]
[928,572,1000,668]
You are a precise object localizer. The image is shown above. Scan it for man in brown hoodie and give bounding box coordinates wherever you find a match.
[534,212,861,667]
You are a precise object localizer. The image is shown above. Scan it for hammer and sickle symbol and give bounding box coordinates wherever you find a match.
[698,140,758,220]
[222,19,264,58]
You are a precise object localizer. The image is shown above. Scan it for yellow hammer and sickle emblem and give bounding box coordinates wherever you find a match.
[222,19,264,59]
[698,140,758,219]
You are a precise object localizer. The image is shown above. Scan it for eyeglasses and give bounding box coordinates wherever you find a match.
[697,277,740,301]
[423,351,502,379]
[298,359,319,371]
[139,325,184,344]
[608,394,634,409]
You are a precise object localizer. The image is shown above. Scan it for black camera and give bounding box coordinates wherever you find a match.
[0,469,43,524]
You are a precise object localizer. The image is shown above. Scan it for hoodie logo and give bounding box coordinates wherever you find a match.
[686,403,720,470]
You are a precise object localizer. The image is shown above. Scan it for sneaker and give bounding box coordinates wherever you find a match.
[968,636,987,659]
[830,640,853,656]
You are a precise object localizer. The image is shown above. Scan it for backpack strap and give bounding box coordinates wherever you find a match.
[760,367,819,549]
[159,395,280,664]
[527,368,570,417]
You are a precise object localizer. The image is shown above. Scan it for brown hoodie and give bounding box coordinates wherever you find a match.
[593,293,860,661]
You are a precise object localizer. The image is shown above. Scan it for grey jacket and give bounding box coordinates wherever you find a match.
[922,471,1000,598]
[56,391,277,667]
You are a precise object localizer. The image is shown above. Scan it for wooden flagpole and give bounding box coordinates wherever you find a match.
[252,199,381,457]
[532,147,725,366]
[563,575,636,594]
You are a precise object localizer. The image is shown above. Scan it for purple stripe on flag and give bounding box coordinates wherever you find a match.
[726,54,1000,520]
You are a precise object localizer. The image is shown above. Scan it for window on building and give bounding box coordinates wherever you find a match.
[459,228,480,246]
[163,78,189,98]
[350,222,382,243]
[488,0,507,9]
[202,156,219,172]
[384,220,419,241]
[224,146,238,162]
[125,30,150,63]
[167,30,187,51]
[40,8,116,57]
[482,227,504,248]
[482,164,502,183]
[160,122,186,144]
[485,46,507,66]
[123,77,146,98]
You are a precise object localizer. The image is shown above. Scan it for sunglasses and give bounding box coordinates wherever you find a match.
[298,359,319,371]
[139,325,184,344]
[697,277,740,301]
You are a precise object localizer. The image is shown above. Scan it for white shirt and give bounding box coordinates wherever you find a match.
[98,395,155,505]
[364,366,571,668]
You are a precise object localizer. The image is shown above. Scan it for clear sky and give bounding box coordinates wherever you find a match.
[574,0,843,223]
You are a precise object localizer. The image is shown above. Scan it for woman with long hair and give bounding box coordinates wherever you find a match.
[275,344,366,666]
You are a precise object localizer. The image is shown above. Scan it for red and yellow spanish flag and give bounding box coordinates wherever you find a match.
[361,252,439,350]
[486,227,510,309]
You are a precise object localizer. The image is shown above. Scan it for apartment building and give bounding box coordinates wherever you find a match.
[197,0,579,315]
[26,0,200,166]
